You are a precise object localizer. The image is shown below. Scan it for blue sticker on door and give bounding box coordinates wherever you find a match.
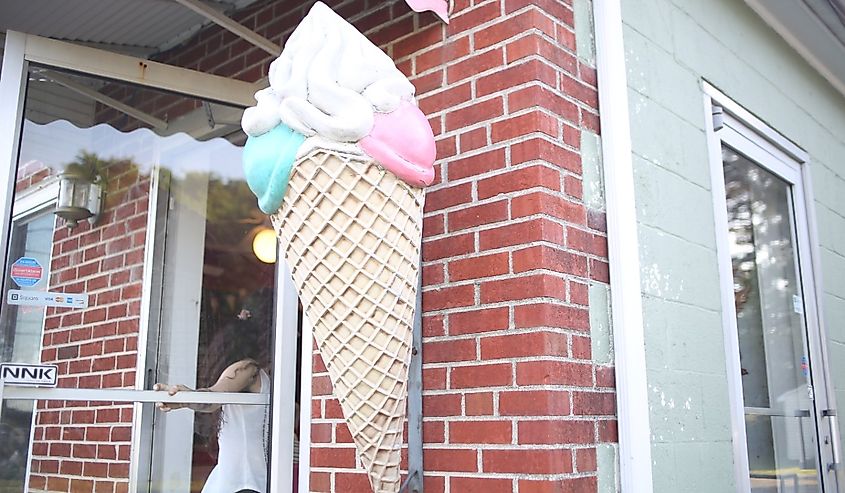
[10,256,43,287]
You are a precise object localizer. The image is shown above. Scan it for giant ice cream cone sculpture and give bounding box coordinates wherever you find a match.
[272,149,422,491]
[240,4,436,492]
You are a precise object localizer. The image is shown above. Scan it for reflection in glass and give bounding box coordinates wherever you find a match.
[4,67,280,491]
[747,416,820,492]
[1,213,54,363]
[0,213,54,493]
[724,147,821,492]
[149,148,276,492]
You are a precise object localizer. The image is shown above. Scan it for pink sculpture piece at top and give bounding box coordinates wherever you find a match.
[404,0,450,22]
[359,100,436,187]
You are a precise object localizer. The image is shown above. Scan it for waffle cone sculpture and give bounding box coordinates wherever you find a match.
[240,3,437,491]
[270,150,423,491]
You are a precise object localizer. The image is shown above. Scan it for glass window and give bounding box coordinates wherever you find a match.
[723,146,821,493]
[0,210,55,493]
[1,66,291,493]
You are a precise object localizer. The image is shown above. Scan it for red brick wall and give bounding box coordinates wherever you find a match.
[146,0,614,491]
[411,2,613,491]
[14,159,53,194]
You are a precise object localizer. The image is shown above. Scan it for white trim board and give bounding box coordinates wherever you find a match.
[703,81,808,163]
[744,0,845,100]
[18,32,256,107]
[11,179,59,220]
[704,93,753,493]
[593,2,654,492]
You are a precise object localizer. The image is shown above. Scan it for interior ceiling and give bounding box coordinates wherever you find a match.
[0,0,260,58]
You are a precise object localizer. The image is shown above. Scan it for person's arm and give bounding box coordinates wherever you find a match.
[154,359,261,413]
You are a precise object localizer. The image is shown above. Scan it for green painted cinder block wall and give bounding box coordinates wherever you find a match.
[579,0,845,491]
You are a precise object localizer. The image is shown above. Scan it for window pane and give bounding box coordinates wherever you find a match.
[723,146,821,492]
[3,67,280,492]
[0,212,55,493]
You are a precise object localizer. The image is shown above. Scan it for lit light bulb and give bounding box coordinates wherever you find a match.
[252,228,277,264]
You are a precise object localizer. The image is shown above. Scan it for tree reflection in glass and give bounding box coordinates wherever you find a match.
[724,146,820,492]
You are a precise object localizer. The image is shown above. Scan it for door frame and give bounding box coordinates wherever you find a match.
[705,81,842,492]
[0,31,311,493]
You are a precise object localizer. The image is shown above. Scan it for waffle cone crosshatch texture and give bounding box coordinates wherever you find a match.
[271,151,424,491]
[239,2,436,491]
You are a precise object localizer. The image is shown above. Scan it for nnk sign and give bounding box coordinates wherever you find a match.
[0,363,58,387]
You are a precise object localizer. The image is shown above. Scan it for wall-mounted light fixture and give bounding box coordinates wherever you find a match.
[55,159,105,229]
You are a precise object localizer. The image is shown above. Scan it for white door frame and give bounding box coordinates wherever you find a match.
[0,31,309,493]
[705,81,842,492]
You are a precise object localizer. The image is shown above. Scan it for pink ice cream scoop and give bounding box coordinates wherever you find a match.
[404,0,450,23]
[359,101,436,187]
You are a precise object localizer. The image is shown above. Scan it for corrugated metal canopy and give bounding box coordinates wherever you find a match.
[0,0,260,57]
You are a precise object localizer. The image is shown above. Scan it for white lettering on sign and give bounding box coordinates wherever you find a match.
[0,363,59,387]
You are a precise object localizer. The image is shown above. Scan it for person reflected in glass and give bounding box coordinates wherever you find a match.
[154,315,272,493]
[155,359,270,493]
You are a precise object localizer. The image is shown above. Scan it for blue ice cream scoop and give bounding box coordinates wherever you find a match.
[243,124,306,214]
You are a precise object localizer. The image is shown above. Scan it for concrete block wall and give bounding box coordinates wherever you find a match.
[620,0,845,490]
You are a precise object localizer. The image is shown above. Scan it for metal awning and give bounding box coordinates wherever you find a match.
[0,0,261,58]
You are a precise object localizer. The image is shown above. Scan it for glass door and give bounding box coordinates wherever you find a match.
[717,112,841,493]
[724,150,820,492]
[0,33,301,493]
[142,137,277,493]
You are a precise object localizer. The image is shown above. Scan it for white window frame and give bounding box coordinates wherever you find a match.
[11,180,59,222]
[0,31,311,493]
[704,81,841,492]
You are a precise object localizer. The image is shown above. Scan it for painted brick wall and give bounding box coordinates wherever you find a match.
[24,160,149,492]
[145,0,614,491]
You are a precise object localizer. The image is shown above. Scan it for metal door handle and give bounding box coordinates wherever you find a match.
[823,409,842,472]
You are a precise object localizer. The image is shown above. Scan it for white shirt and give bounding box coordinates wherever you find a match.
[202,370,270,493]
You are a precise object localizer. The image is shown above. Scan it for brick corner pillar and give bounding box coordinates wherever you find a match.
[413,1,614,492]
[305,0,615,491]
